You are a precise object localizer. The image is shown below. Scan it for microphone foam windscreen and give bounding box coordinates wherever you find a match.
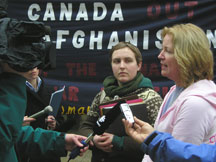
[44,105,53,113]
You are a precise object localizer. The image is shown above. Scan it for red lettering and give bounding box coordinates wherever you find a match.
[66,63,96,77]
[89,63,96,76]
[147,1,198,19]
[166,2,179,19]
[68,86,79,101]
[66,63,76,76]
[54,86,79,102]
[184,1,198,18]
[141,63,161,77]
[77,63,87,76]
[62,89,67,101]
[147,4,161,19]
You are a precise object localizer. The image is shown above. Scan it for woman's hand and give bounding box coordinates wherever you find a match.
[122,116,155,144]
[93,133,114,152]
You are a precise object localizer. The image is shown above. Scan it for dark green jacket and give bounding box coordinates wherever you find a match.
[0,73,66,162]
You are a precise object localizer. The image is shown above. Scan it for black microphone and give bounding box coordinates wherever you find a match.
[29,105,53,119]
[93,100,125,135]
[68,100,125,161]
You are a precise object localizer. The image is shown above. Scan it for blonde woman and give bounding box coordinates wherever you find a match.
[143,23,216,161]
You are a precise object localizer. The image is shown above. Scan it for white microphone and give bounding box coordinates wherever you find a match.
[29,105,53,119]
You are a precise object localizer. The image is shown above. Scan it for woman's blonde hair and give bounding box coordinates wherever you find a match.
[161,23,214,88]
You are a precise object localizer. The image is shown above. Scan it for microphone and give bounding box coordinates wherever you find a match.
[29,105,53,119]
[93,100,125,135]
[68,100,125,161]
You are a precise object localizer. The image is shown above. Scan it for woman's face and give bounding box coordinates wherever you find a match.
[111,47,141,85]
[158,34,180,84]
[23,67,39,81]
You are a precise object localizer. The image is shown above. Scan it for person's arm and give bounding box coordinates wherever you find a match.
[142,131,216,162]
[123,116,216,162]
[17,126,88,158]
[0,72,27,153]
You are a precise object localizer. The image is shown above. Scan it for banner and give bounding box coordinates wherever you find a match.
[8,0,216,116]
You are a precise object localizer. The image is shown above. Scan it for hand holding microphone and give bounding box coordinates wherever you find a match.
[29,105,53,119]
[46,115,57,130]
[68,100,125,161]
[22,116,36,126]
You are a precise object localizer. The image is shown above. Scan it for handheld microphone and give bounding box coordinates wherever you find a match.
[93,100,125,135]
[68,100,125,161]
[29,105,53,119]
